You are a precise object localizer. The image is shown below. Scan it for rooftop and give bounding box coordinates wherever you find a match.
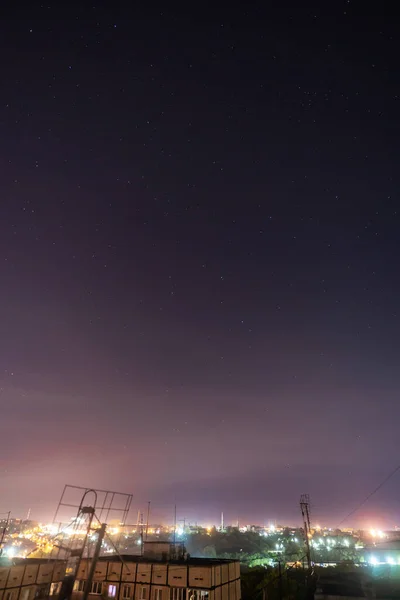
[96,554,238,566]
[1,557,67,567]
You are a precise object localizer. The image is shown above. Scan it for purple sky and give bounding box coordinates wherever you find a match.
[1,2,400,528]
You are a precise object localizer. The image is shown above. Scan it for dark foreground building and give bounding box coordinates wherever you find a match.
[0,543,241,600]
[315,571,376,600]
[0,557,66,600]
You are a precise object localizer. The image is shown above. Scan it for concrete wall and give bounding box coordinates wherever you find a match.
[0,560,66,600]
[1,558,241,600]
[73,559,241,600]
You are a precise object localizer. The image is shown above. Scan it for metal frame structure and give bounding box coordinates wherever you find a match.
[300,493,312,571]
[53,485,132,526]
[49,485,132,600]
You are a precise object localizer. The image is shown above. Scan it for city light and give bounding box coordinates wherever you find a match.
[369,528,385,539]
[0,513,396,572]
[45,524,59,535]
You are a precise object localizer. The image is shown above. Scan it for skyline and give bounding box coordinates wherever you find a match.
[2,2,400,526]
[1,503,398,533]
[2,475,399,530]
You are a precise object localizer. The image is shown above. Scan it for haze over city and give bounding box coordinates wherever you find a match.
[1,1,400,529]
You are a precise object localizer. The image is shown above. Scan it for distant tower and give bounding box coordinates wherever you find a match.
[221,512,224,531]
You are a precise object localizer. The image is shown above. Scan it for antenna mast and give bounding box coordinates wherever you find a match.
[299,494,312,571]
[173,505,177,543]
[145,502,151,541]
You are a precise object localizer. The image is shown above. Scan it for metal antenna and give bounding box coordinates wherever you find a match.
[145,502,151,541]
[173,505,177,543]
[299,494,312,572]
[82,523,106,600]
[51,485,132,600]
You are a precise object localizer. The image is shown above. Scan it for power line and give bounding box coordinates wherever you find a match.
[338,463,400,526]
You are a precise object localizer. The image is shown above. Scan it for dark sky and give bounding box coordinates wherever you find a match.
[1,1,400,527]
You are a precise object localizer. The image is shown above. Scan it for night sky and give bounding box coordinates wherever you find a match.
[1,1,400,527]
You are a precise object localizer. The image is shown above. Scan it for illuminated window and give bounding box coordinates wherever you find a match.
[140,587,148,600]
[91,582,103,595]
[187,592,209,600]
[154,589,163,600]
[171,589,184,600]
[74,581,86,593]
[108,585,117,598]
[5,593,14,600]
[123,585,131,599]
[35,587,51,599]
[50,583,61,595]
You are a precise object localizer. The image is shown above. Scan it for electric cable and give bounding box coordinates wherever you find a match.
[338,463,400,526]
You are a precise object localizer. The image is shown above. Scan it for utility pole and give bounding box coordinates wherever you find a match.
[299,495,312,571]
[82,524,106,600]
[173,505,177,543]
[139,512,144,555]
[145,502,151,541]
[278,560,283,600]
[300,495,316,600]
